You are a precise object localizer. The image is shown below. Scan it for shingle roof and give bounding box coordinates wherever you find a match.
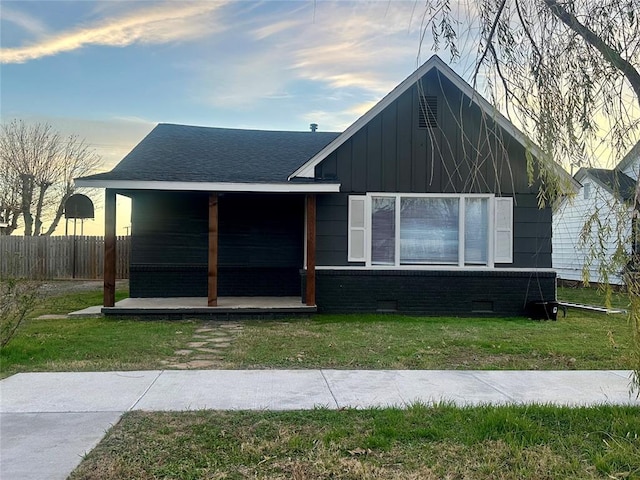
[584,168,636,201]
[80,124,340,184]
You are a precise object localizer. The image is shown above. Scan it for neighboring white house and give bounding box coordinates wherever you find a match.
[553,142,639,285]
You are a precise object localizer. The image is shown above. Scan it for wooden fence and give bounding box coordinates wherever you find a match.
[0,236,130,280]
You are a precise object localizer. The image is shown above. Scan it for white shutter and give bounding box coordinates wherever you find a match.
[494,197,513,263]
[348,196,367,262]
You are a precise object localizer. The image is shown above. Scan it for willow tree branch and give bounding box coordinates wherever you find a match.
[542,0,640,106]
[473,0,508,85]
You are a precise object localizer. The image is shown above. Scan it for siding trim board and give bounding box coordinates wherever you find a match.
[315,266,556,272]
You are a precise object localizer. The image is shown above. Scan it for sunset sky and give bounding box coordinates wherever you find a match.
[2,0,464,234]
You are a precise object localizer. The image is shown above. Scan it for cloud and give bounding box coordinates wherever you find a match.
[287,2,423,94]
[195,1,423,111]
[301,100,380,132]
[252,18,302,40]
[1,6,50,38]
[0,1,230,64]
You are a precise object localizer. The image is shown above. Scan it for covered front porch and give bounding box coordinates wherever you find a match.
[102,189,323,314]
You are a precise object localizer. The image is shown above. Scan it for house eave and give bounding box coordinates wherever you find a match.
[73,179,342,193]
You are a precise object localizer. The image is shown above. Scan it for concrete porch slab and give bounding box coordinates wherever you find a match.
[100,296,316,317]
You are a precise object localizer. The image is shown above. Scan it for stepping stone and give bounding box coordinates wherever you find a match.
[193,356,223,362]
[192,334,211,339]
[195,347,223,354]
[166,364,189,370]
[185,360,216,368]
[187,342,208,348]
[195,328,215,333]
[174,349,193,356]
[207,338,232,344]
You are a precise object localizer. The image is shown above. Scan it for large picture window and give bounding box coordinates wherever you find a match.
[349,194,512,267]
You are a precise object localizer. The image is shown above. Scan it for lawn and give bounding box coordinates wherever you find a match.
[1,284,635,377]
[0,283,196,378]
[225,312,632,370]
[3,282,638,479]
[69,405,640,479]
[557,285,630,309]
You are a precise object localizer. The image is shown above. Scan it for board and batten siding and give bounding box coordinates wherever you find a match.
[314,69,531,195]
[553,179,631,285]
[314,68,551,269]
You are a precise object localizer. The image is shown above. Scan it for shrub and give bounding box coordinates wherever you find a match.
[0,278,40,348]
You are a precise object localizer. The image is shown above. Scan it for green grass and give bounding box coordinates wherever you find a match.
[0,316,195,377]
[1,283,635,376]
[557,285,630,309]
[225,312,633,370]
[29,288,129,318]
[69,405,640,479]
[0,284,196,378]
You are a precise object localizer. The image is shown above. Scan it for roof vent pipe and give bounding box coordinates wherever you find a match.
[310,123,318,132]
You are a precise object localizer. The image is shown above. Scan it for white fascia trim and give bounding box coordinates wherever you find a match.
[288,55,550,181]
[316,266,557,273]
[73,179,341,193]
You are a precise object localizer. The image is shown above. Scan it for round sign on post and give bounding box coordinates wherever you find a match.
[64,194,95,219]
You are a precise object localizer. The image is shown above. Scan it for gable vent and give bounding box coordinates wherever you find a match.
[419,95,438,128]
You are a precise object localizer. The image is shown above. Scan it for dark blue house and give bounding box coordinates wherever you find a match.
[76,56,558,316]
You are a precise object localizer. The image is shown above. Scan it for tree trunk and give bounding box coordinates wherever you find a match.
[33,183,50,236]
[43,193,69,236]
[20,174,34,236]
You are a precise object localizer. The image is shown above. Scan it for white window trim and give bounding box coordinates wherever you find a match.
[353,193,504,268]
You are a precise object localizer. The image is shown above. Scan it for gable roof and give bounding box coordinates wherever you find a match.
[616,140,640,179]
[289,55,575,191]
[576,167,636,201]
[76,124,341,192]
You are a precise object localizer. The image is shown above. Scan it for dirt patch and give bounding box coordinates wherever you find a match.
[38,279,129,296]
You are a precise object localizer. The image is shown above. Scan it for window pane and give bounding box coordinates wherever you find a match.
[351,199,365,228]
[350,230,365,260]
[464,198,488,264]
[371,197,396,265]
[400,197,458,264]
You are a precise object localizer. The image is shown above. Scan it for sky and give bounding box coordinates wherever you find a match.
[1,0,459,235]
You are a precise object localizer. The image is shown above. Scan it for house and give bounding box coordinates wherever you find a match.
[553,142,639,285]
[76,55,561,316]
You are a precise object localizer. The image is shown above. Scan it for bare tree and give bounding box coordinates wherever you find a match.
[419,0,639,386]
[0,120,101,236]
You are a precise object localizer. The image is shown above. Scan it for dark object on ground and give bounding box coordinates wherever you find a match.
[526,301,560,320]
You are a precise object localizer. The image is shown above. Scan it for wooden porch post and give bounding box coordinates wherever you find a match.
[208,193,218,306]
[104,188,116,307]
[305,194,316,306]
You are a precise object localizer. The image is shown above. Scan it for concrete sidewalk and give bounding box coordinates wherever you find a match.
[1,370,638,480]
